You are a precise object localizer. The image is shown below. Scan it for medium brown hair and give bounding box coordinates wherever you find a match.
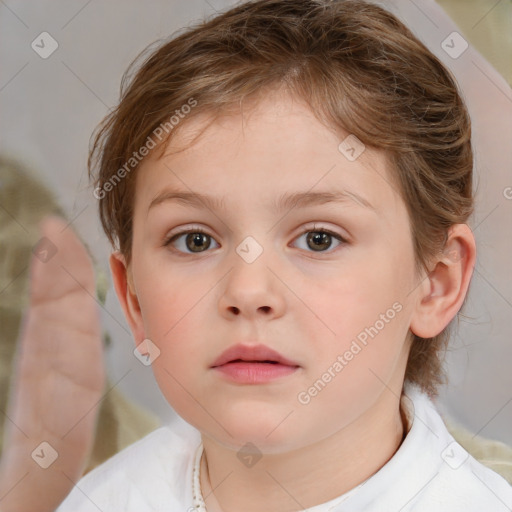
[89,0,473,397]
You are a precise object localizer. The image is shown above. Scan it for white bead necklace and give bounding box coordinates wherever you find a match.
[191,442,207,511]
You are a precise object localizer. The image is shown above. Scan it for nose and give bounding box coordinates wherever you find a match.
[218,249,286,321]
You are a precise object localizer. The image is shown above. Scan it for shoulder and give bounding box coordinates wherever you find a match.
[56,421,201,511]
[412,453,512,511]
[402,385,512,511]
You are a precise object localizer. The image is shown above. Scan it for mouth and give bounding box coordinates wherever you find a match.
[211,344,300,384]
[215,360,287,366]
[210,343,299,369]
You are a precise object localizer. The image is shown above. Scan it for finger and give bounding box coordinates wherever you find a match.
[30,214,97,307]
[0,215,105,512]
[22,215,104,390]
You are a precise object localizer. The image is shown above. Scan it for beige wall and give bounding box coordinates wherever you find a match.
[436,0,511,87]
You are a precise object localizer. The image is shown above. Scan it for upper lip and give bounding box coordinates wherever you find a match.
[211,344,300,368]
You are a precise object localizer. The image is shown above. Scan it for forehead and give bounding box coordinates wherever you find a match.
[134,91,405,221]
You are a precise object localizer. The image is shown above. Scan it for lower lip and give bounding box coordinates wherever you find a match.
[212,362,299,384]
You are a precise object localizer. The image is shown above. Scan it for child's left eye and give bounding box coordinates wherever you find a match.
[292,226,346,253]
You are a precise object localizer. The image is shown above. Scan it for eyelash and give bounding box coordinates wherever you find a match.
[163,224,348,256]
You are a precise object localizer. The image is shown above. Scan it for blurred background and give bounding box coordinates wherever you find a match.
[1,0,511,449]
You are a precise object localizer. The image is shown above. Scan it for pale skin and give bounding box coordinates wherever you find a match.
[0,90,475,511]
[0,216,105,512]
[109,89,476,512]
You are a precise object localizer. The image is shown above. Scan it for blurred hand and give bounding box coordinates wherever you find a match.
[0,216,106,512]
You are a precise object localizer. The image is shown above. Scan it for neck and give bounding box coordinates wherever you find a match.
[199,390,406,512]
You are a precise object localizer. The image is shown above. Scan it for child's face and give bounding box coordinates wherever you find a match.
[120,90,423,453]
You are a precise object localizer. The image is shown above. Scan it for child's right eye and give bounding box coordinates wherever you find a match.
[163,228,220,254]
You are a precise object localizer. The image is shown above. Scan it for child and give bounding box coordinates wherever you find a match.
[57,0,512,510]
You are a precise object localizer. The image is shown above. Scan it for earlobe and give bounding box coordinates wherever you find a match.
[109,251,145,343]
[410,224,476,339]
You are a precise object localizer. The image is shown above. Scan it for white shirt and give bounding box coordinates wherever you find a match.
[56,384,512,511]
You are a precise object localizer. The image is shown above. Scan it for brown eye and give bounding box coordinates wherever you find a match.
[306,231,333,251]
[292,226,346,253]
[185,232,211,252]
[164,229,219,254]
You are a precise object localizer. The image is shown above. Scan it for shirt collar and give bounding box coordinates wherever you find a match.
[304,382,448,512]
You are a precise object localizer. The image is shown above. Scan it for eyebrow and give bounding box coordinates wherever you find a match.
[147,189,376,214]
[272,190,376,214]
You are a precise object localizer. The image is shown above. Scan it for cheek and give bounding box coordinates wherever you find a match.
[133,263,215,380]
[293,250,412,388]
[134,255,212,341]
[298,255,409,343]
[137,281,213,425]
[139,290,209,377]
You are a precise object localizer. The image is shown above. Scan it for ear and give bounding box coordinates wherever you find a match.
[410,224,476,338]
[109,251,145,344]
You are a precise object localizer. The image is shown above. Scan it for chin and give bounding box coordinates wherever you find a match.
[207,415,306,455]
